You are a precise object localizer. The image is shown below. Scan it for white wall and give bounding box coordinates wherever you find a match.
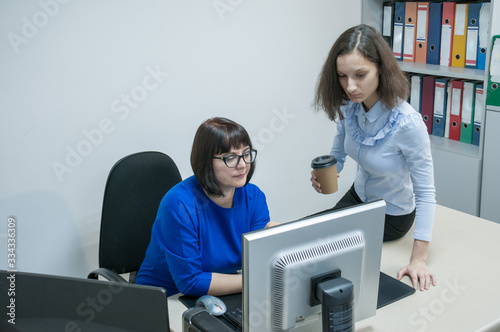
[0,0,361,278]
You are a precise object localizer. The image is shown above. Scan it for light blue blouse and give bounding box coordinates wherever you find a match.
[331,100,436,241]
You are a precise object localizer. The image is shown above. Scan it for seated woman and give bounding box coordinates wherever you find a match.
[136,117,275,297]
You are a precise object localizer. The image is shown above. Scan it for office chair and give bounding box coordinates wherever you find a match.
[88,151,182,283]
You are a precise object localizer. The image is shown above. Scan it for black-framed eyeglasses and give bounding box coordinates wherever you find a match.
[213,149,257,168]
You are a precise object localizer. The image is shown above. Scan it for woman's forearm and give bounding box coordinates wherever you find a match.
[207,273,242,296]
[411,239,430,263]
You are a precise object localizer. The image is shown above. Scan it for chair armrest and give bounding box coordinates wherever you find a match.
[87,268,128,283]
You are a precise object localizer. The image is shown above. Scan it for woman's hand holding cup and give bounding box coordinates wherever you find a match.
[311,155,339,195]
[311,170,323,193]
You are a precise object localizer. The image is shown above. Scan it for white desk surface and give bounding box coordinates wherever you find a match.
[167,205,500,332]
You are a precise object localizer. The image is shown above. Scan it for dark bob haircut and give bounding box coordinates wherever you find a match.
[191,117,255,197]
[314,24,410,121]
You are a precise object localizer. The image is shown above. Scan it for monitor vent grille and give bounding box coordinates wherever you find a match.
[271,234,364,330]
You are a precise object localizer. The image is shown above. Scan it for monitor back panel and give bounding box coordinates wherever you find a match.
[242,200,386,332]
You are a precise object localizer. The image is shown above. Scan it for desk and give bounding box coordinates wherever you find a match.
[167,205,500,332]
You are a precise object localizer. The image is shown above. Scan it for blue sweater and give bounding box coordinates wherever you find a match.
[136,175,270,296]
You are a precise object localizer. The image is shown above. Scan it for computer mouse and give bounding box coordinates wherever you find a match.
[195,295,227,316]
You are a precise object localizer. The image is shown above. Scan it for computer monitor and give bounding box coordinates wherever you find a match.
[0,270,169,332]
[242,200,386,332]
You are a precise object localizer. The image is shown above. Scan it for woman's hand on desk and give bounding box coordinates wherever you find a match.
[397,239,436,291]
[397,259,436,291]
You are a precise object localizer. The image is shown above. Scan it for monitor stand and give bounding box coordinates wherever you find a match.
[314,276,354,332]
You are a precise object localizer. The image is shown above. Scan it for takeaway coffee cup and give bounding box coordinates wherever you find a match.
[311,155,338,194]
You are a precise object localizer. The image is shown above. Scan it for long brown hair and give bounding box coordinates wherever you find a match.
[314,24,409,121]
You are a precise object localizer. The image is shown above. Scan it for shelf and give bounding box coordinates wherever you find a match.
[487,106,500,112]
[429,135,481,159]
[399,62,486,81]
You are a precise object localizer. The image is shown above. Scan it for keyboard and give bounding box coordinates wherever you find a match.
[224,306,243,331]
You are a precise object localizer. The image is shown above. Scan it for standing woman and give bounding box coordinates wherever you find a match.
[311,24,436,291]
[137,117,275,297]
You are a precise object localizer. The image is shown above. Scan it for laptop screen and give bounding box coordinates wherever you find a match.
[1,270,169,332]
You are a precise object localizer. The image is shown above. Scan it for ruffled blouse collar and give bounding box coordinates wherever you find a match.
[344,100,405,146]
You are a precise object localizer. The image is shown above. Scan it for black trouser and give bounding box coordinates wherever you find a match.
[310,184,416,242]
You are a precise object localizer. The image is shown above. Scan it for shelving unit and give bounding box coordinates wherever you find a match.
[398,62,485,81]
[480,110,500,223]
[362,0,499,217]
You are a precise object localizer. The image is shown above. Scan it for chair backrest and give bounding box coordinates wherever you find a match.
[98,151,182,276]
